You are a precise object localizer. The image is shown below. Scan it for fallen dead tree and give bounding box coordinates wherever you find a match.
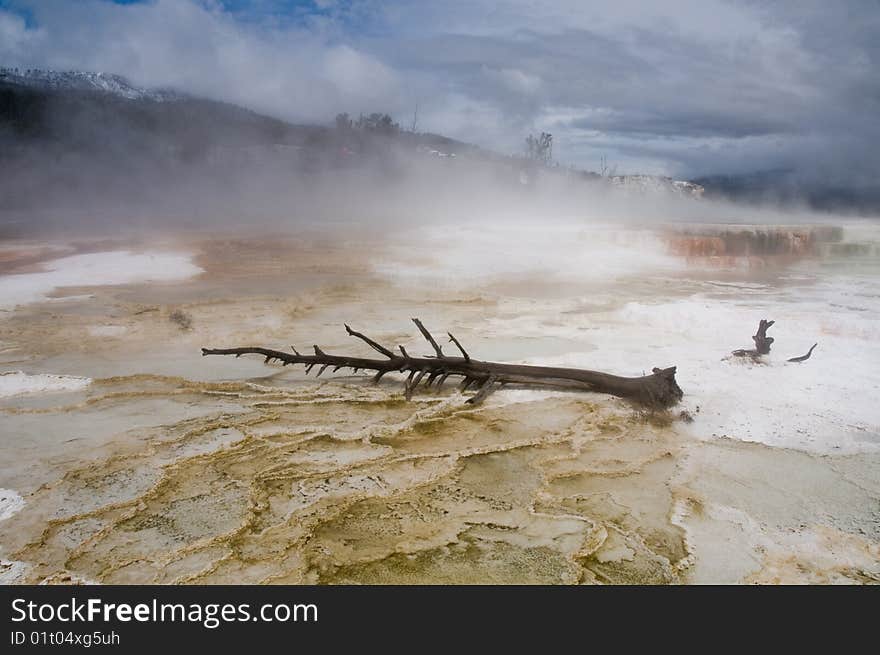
[202,318,683,408]
[732,318,817,362]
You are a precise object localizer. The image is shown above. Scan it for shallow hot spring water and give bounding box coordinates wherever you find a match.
[0,222,878,584]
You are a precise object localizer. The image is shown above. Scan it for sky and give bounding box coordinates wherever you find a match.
[1,0,878,183]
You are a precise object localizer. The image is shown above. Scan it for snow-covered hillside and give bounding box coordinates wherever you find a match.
[0,67,180,101]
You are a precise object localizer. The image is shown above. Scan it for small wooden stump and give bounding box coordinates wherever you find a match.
[733,319,775,358]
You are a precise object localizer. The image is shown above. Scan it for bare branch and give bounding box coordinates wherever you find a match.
[447,332,470,362]
[412,318,444,358]
[412,370,427,389]
[788,343,818,363]
[344,323,395,358]
[404,370,417,400]
[466,375,498,405]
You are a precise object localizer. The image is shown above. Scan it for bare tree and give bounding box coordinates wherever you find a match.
[410,102,419,133]
[356,112,400,135]
[525,132,553,164]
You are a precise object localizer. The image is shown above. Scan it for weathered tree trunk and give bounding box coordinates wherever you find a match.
[202,318,683,408]
[733,318,775,358]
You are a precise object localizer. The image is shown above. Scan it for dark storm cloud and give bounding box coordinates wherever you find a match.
[361,1,880,182]
[566,108,793,140]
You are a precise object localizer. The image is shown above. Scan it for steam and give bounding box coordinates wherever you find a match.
[1,0,877,236]
[0,113,866,239]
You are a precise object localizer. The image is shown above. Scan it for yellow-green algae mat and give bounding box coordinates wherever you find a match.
[1,374,698,584]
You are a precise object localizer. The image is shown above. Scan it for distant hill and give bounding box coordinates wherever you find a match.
[0,68,328,157]
[0,68,501,233]
[693,170,880,215]
[0,68,500,156]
